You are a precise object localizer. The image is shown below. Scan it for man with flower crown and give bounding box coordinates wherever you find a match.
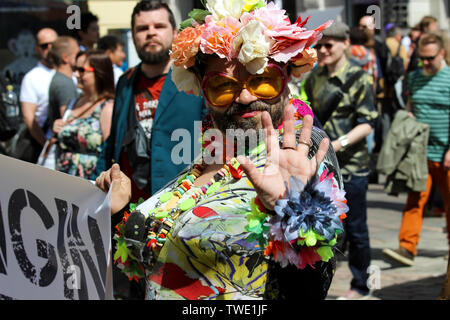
[96,0,348,300]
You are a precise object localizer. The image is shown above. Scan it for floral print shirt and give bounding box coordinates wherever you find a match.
[56,100,108,180]
[115,117,345,300]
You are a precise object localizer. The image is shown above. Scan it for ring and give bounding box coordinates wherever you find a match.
[281,146,296,150]
[298,140,311,148]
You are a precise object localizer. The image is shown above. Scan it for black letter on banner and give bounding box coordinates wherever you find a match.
[55,198,74,299]
[68,248,89,299]
[8,189,57,286]
[87,216,107,287]
[68,204,105,299]
[0,203,7,275]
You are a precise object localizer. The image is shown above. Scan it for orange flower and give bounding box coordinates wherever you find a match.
[291,47,317,77]
[171,24,206,68]
[292,47,317,66]
[264,240,274,256]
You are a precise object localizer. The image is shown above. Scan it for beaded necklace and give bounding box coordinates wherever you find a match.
[144,157,244,251]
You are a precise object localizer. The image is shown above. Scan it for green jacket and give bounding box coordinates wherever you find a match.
[304,60,378,175]
[376,110,430,195]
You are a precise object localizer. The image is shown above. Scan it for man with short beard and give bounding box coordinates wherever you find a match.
[96,0,347,300]
[95,1,206,301]
[96,1,206,201]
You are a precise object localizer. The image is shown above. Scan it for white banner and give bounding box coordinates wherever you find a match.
[0,155,112,300]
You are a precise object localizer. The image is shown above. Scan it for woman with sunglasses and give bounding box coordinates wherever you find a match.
[53,50,114,179]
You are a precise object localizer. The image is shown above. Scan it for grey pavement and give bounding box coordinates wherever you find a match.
[327,176,449,300]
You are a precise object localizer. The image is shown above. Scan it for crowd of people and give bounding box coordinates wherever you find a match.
[0,0,448,301]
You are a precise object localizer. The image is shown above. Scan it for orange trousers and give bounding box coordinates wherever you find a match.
[399,160,450,256]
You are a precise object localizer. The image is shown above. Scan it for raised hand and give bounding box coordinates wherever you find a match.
[95,164,132,215]
[237,107,329,211]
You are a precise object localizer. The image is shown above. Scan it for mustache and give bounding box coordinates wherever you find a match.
[144,41,161,46]
[224,101,271,117]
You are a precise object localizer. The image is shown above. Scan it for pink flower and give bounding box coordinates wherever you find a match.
[241,2,289,32]
[292,98,314,120]
[239,3,312,63]
[268,14,333,63]
[320,169,333,182]
[200,16,241,60]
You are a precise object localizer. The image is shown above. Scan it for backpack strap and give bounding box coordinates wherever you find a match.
[341,69,366,93]
[318,69,366,125]
[395,37,403,57]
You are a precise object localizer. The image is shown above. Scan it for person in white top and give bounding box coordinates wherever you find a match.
[19,28,58,159]
[97,35,126,85]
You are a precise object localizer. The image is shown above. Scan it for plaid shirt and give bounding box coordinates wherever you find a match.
[304,60,378,175]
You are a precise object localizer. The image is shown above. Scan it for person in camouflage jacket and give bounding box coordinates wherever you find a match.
[304,21,378,300]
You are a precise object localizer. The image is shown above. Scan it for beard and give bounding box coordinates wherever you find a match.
[206,96,287,157]
[208,96,286,133]
[136,43,171,65]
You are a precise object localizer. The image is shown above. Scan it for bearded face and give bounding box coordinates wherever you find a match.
[136,44,171,65]
[202,57,289,134]
[207,95,287,133]
[132,8,176,65]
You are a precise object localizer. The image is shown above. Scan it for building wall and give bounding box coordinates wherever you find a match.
[408,0,449,29]
[88,0,195,36]
[88,0,196,68]
[88,0,138,36]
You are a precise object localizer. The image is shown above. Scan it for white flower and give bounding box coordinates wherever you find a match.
[233,19,273,74]
[171,66,201,96]
[206,0,246,21]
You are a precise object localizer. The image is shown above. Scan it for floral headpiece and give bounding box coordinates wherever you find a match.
[170,0,332,96]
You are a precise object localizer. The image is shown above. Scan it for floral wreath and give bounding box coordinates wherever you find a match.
[170,0,332,96]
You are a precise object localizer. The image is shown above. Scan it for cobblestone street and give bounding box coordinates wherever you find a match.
[327,180,448,300]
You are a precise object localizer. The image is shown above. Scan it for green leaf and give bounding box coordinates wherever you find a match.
[305,232,317,247]
[317,246,334,262]
[189,9,210,24]
[114,240,129,262]
[179,18,194,31]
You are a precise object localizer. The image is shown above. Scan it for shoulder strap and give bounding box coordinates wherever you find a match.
[395,38,403,56]
[341,69,366,93]
[318,69,365,126]
[62,98,77,121]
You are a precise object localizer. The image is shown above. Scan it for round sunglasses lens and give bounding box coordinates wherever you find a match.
[249,67,282,99]
[206,75,239,106]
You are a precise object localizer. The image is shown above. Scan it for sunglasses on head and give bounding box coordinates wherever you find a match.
[315,43,334,50]
[202,63,286,108]
[74,66,95,74]
[419,54,439,62]
[38,42,52,50]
